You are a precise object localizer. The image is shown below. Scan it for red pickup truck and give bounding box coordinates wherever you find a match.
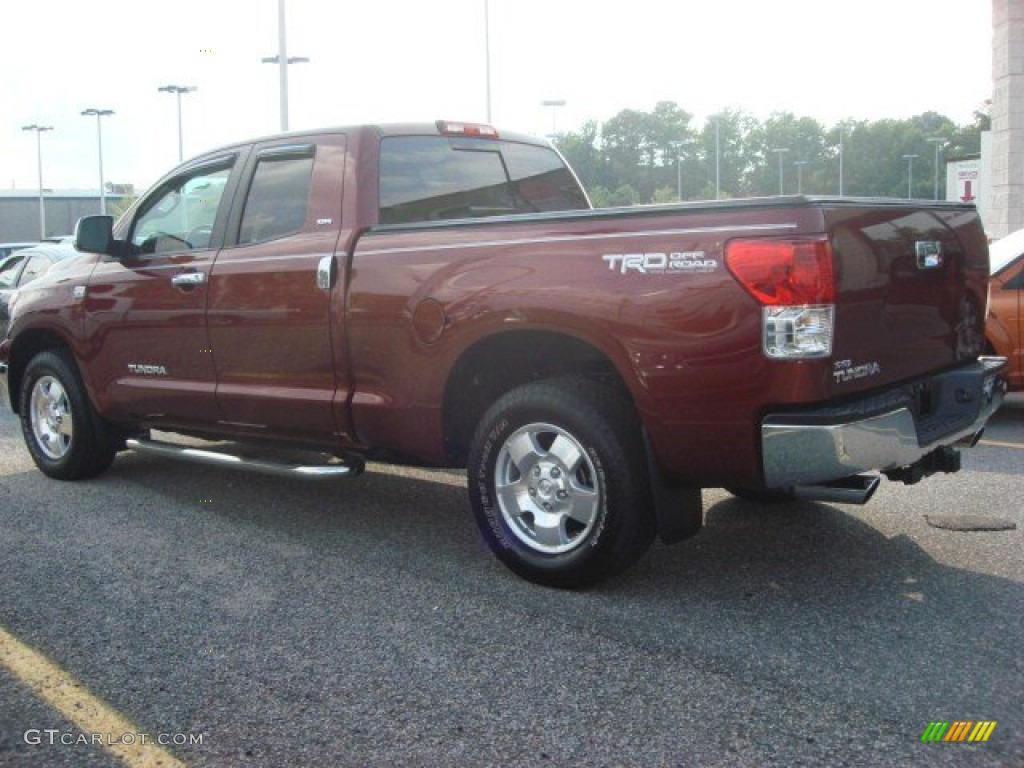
[0,121,1006,587]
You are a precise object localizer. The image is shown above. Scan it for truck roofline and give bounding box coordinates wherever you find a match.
[171,122,552,167]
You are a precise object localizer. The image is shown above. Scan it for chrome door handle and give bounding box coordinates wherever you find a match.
[171,272,207,288]
[317,255,335,291]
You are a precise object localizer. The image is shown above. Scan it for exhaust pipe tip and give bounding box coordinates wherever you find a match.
[794,474,881,505]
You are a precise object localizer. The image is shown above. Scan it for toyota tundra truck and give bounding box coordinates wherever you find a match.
[0,121,1006,587]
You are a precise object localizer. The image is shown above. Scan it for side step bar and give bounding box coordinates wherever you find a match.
[794,474,880,505]
[126,438,363,479]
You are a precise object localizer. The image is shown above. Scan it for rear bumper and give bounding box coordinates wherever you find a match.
[761,357,1007,488]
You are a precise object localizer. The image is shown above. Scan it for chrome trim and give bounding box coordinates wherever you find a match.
[317,255,335,291]
[914,240,944,269]
[126,438,362,478]
[0,361,10,411]
[357,223,799,257]
[171,271,207,287]
[762,360,1006,488]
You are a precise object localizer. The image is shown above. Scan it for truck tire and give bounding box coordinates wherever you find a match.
[468,376,655,588]
[19,349,118,480]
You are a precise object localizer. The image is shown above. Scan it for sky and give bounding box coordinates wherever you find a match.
[2,0,993,193]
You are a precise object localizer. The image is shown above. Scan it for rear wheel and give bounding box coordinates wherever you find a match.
[19,349,118,480]
[468,377,655,588]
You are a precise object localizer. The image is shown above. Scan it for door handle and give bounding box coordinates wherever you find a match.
[171,271,207,288]
[317,255,335,291]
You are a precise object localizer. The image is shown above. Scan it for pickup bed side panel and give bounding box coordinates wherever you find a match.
[347,205,828,484]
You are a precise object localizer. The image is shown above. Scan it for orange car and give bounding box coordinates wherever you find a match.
[987,229,1024,391]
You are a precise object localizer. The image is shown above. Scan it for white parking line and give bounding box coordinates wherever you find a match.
[0,625,186,768]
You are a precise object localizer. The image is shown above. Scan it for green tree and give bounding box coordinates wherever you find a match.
[556,102,986,206]
[555,120,606,193]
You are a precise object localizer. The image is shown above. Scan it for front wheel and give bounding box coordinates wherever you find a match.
[468,377,655,588]
[19,349,118,480]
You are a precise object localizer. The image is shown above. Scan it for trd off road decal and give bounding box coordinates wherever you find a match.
[602,252,717,275]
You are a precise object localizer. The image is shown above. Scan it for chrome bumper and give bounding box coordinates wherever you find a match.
[0,361,9,411]
[762,358,1007,488]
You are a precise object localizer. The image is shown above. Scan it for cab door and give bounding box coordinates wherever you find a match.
[82,153,244,425]
[206,134,353,441]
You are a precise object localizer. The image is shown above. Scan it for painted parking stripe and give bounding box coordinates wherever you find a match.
[978,439,1024,450]
[0,625,185,768]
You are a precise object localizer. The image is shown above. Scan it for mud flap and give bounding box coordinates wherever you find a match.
[643,430,703,544]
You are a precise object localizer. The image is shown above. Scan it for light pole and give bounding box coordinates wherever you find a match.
[81,108,114,214]
[903,154,919,198]
[484,0,492,122]
[541,99,566,137]
[677,153,683,201]
[22,124,53,239]
[158,85,196,162]
[712,114,722,199]
[794,160,808,194]
[837,126,845,196]
[772,147,789,195]
[261,0,308,132]
[927,137,948,200]
[667,140,684,201]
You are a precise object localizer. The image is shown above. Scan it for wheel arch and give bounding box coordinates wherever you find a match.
[441,328,637,466]
[6,328,72,414]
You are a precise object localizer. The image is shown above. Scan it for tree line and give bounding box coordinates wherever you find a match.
[553,101,989,206]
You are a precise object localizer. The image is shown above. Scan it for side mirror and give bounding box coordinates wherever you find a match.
[74,215,115,255]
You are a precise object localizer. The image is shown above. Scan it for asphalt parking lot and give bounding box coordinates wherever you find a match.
[0,396,1021,767]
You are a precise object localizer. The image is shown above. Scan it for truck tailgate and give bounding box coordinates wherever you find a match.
[825,202,989,395]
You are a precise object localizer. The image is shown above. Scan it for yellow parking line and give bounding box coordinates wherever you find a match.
[0,625,185,768]
[978,439,1024,450]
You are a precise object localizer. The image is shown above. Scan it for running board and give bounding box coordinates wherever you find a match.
[126,438,363,478]
[793,474,880,505]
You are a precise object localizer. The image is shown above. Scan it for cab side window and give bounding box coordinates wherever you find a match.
[0,254,26,289]
[131,163,233,255]
[238,152,314,245]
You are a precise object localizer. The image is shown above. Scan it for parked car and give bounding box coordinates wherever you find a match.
[987,228,1024,390]
[0,241,77,336]
[0,242,36,260]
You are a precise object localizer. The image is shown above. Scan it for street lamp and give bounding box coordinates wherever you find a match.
[157,85,197,162]
[677,154,683,201]
[711,113,722,200]
[484,0,492,121]
[21,124,53,239]
[541,99,566,137]
[673,149,684,201]
[81,108,114,214]
[927,137,948,200]
[261,0,309,132]
[837,125,846,196]
[902,154,919,198]
[772,147,790,195]
[794,160,808,195]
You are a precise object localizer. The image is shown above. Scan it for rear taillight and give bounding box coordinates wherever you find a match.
[725,238,835,305]
[725,238,836,359]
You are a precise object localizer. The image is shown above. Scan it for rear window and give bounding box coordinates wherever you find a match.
[238,153,315,245]
[379,136,588,225]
